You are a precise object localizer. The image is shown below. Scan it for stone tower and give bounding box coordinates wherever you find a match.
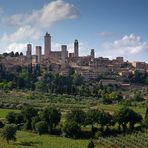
[26,44,32,58]
[61,45,68,67]
[36,46,42,64]
[90,49,95,58]
[44,32,51,58]
[74,40,79,57]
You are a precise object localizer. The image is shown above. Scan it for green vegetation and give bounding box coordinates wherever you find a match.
[1,124,17,144]
[0,131,89,148]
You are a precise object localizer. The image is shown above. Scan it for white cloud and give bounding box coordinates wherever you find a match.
[6,43,27,53]
[4,0,79,28]
[102,34,148,58]
[0,0,79,54]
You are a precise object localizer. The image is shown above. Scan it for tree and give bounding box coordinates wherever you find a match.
[114,107,129,131]
[22,106,38,130]
[14,52,19,57]
[114,107,142,131]
[40,107,61,132]
[20,52,23,56]
[98,110,113,132]
[1,124,17,144]
[133,92,144,102]
[6,112,24,125]
[85,109,99,133]
[66,109,86,126]
[35,121,48,135]
[6,112,16,124]
[128,110,142,129]
[63,121,81,139]
[15,113,24,125]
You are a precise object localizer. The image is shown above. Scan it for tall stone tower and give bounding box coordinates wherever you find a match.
[90,49,95,58]
[44,32,51,58]
[36,46,42,64]
[74,40,79,57]
[61,45,68,67]
[26,44,32,58]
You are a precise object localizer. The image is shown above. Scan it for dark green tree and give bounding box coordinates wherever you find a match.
[1,124,17,144]
[66,109,86,126]
[35,121,48,135]
[22,106,38,130]
[63,121,81,139]
[40,107,61,132]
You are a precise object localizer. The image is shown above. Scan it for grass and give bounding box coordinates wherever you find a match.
[0,108,20,118]
[0,131,89,148]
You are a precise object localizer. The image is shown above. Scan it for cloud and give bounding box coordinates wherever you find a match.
[102,34,148,58]
[0,0,79,53]
[6,43,27,53]
[3,0,79,28]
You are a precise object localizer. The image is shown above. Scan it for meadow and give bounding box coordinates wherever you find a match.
[0,130,89,148]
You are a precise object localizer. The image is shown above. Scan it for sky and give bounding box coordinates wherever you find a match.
[0,0,148,62]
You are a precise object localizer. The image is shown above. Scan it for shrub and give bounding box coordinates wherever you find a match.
[35,121,48,135]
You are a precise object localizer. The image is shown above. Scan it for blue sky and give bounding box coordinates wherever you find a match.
[0,0,148,62]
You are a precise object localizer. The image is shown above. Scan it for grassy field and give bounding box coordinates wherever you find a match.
[0,131,89,148]
[0,108,20,118]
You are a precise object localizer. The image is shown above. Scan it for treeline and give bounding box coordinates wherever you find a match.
[1,51,23,57]
[1,106,148,144]
[0,64,103,97]
[125,70,148,85]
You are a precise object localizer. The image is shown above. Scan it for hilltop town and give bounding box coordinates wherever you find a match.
[0,32,148,86]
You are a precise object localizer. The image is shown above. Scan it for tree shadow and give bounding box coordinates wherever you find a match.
[14,141,42,147]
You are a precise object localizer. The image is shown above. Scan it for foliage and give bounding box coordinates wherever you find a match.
[22,106,38,130]
[1,124,17,144]
[63,121,81,139]
[66,109,86,125]
[6,112,24,124]
[114,107,143,131]
[35,121,48,135]
[40,106,61,132]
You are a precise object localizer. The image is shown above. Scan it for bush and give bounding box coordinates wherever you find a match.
[35,121,48,135]
[1,124,17,144]
[63,121,81,139]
